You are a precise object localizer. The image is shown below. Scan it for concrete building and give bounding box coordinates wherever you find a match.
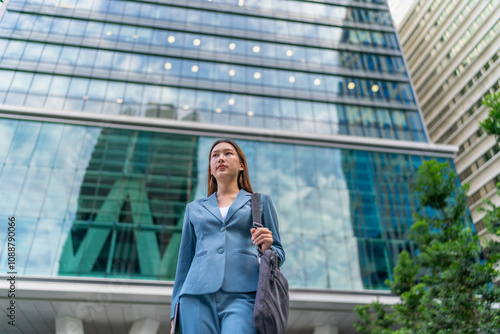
[399,0,500,234]
[0,0,459,333]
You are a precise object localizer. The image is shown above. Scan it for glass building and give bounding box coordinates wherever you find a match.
[0,0,460,333]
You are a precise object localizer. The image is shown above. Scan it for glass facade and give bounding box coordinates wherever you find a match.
[0,0,458,291]
[0,0,426,141]
[0,119,453,289]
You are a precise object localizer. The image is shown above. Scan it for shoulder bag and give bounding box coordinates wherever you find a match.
[251,192,289,334]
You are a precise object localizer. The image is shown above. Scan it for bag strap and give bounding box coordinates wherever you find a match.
[251,192,263,229]
[251,192,264,255]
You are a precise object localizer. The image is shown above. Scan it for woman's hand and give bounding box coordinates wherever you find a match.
[250,227,273,252]
[170,319,174,334]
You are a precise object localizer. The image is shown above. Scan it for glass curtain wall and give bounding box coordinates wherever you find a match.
[0,119,462,289]
[0,0,426,141]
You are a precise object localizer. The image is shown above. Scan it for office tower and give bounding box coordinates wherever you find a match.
[399,0,500,234]
[0,0,458,333]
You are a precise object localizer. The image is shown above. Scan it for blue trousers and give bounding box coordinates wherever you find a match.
[179,290,257,334]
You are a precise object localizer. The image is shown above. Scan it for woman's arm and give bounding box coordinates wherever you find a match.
[261,194,285,267]
[170,203,196,320]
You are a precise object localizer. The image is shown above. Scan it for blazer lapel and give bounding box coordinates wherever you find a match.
[201,189,252,224]
[202,192,224,224]
[225,189,251,223]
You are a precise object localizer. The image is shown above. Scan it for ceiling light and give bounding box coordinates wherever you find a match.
[105,31,112,36]
[191,65,199,72]
[164,62,172,70]
[286,50,293,57]
[116,98,123,104]
[347,82,355,90]
[215,108,222,113]
[229,43,236,50]
[253,72,261,79]
[253,45,260,53]
[193,39,201,46]
[371,84,379,92]
[238,0,244,6]
[289,76,295,83]
[168,36,175,43]
[183,105,190,110]
[82,95,89,100]
[228,98,235,105]
[247,111,254,116]
[314,79,321,86]
[132,34,138,39]
[229,69,235,76]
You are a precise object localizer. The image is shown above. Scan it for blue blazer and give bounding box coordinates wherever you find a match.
[170,188,285,319]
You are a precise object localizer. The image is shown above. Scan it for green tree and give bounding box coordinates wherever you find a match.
[354,160,500,333]
[354,298,396,334]
[478,91,500,141]
[477,91,500,248]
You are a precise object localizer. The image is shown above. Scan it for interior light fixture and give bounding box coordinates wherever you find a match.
[183,105,190,110]
[238,0,244,6]
[193,39,201,46]
[168,36,175,43]
[191,65,199,72]
[252,45,261,53]
[229,69,236,76]
[228,98,235,105]
[253,72,261,79]
[82,95,89,100]
[289,76,295,83]
[314,79,321,86]
[132,34,138,39]
[116,98,123,104]
[347,82,355,90]
[164,62,172,70]
[105,31,112,36]
[215,108,222,113]
[229,43,236,50]
[286,50,293,57]
[371,84,379,92]
[247,111,254,116]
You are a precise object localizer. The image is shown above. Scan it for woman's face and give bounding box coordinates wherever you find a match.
[210,142,244,183]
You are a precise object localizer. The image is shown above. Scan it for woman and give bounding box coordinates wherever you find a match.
[170,139,285,334]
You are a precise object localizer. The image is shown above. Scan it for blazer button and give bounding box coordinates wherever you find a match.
[217,248,224,254]
[220,226,226,232]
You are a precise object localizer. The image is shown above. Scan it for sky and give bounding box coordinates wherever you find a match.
[387,0,415,26]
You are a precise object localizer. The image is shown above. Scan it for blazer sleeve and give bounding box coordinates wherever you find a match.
[261,194,285,267]
[170,203,196,320]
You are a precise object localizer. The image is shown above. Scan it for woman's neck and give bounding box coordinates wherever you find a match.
[217,179,240,199]
[216,180,240,199]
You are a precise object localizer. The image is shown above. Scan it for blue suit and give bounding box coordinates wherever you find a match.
[171,188,285,332]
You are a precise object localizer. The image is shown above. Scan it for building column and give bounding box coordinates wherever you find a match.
[128,318,160,334]
[55,316,84,334]
[313,324,339,334]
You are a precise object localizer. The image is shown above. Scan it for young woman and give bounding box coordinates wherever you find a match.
[170,139,285,334]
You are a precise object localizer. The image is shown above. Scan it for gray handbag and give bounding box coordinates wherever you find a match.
[251,193,289,334]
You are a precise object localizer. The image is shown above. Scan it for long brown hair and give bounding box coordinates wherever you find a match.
[207,139,253,197]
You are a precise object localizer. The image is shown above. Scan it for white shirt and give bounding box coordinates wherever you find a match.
[219,206,230,221]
